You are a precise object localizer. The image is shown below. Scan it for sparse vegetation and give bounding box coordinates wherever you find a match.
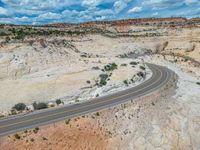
[104,63,118,71]
[75,99,79,103]
[121,63,127,66]
[30,138,35,142]
[99,79,107,86]
[0,27,66,41]
[10,109,17,115]
[130,61,138,65]
[65,119,71,125]
[86,80,91,84]
[137,72,145,78]
[33,102,48,110]
[5,36,10,43]
[0,114,5,118]
[97,73,109,87]
[12,103,26,111]
[140,66,146,70]
[130,78,135,83]
[124,80,128,86]
[92,66,100,70]
[80,54,87,58]
[33,127,39,134]
[96,112,100,116]
[14,134,21,140]
[56,99,62,105]
[99,74,109,80]
[42,137,48,140]
[0,31,9,36]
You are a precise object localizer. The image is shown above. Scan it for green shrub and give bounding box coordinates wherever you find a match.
[33,102,37,110]
[30,138,35,142]
[13,103,26,111]
[65,119,71,125]
[0,31,9,36]
[99,79,107,86]
[131,79,135,83]
[5,36,10,42]
[104,63,118,71]
[75,99,79,103]
[137,72,145,78]
[56,99,62,105]
[33,102,48,110]
[33,127,39,134]
[86,80,91,84]
[96,112,100,116]
[98,73,110,87]
[80,54,87,58]
[42,137,48,140]
[37,103,48,110]
[14,134,21,139]
[92,66,100,70]
[10,109,17,115]
[0,114,5,118]
[123,80,128,85]
[140,66,146,70]
[121,64,127,66]
[130,62,137,65]
[197,82,200,85]
[99,74,109,80]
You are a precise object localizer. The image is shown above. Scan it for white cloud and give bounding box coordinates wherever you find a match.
[62,10,79,16]
[128,7,142,13]
[0,18,14,24]
[38,12,62,20]
[2,0,78,10]
[185,0,200,5]
[152,12,159,16]
[82,0,102,7]
[0,7,10,16]
[1,0,80,18]
[142,0,184,9]
[175,7,200,17]
[94,9,114,16]
[114,0,129,13]
[0,0,199,24]
[142,0,200,9]
[14,16,29,22]
[96,15,106,20]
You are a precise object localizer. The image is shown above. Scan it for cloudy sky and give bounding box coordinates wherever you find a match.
[0,0,199,25]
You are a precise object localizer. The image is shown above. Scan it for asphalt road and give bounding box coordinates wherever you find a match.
[0,63,174,137]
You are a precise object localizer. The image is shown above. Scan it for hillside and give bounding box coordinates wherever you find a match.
[0,18,200,150]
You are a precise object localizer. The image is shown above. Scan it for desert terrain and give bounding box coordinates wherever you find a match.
[0,18,200,149]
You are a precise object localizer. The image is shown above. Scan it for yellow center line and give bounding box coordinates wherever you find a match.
[0,66,165,129]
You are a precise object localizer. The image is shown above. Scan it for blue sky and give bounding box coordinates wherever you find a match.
[0,0,199,25]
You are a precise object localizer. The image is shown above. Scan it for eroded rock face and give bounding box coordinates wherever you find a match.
[0,35,151,112]
[107,57,200,150]
[76,56,200,150]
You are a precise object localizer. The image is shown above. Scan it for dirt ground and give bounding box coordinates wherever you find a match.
[0,117,110,150]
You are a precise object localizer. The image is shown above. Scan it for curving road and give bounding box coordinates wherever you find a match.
[0,63,175,137]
